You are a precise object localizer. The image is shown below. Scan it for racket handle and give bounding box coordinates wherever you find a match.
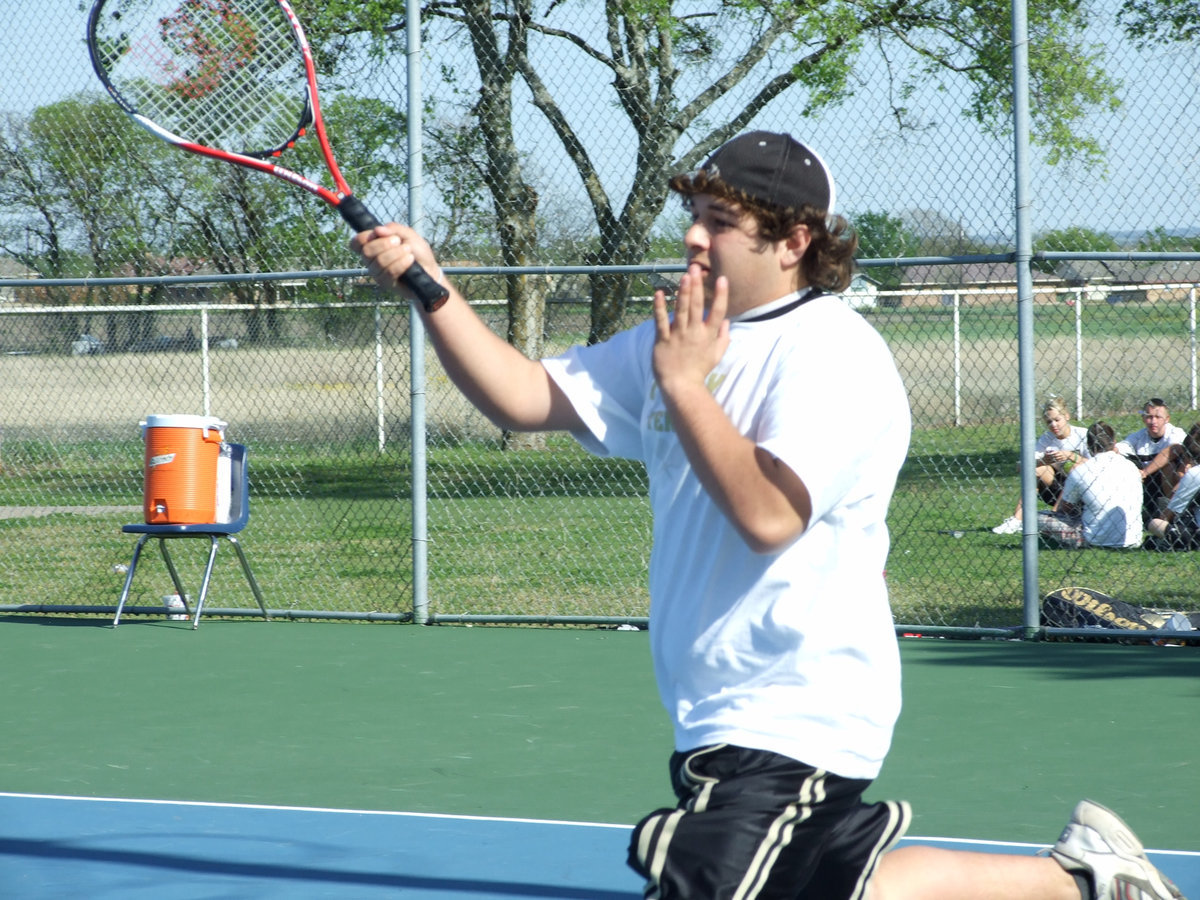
[339,195,450,313]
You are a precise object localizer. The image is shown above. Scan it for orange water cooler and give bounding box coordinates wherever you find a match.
[140,414,228,524]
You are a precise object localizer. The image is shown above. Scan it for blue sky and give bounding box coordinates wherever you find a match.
[6,3,96,111]
[5,0,1199,243]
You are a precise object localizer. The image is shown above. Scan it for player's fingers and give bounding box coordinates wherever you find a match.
[348,222,400,253]
[383,243,420,286]
[709,275,729,325]
[652,289,671,338]
[672,272,692,329]
[677,265,705,327]
[356,235,418,291]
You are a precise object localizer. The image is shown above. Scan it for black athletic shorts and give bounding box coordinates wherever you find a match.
[628,744,910,900]
[1038,469,1067,507]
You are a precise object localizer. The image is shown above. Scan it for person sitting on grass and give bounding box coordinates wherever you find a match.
[993,396,1089,534]
[1146,423,1200,550]
[1038,421,1144,549]
[1115,397,1186,522]
[1136,418,1200,522]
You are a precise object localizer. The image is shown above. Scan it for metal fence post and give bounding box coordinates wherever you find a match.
[375,305,386,454]
[952,291,962,426]
[1191,285,1197,411]
[201,306,211,417]
[1074,288,1083,419]
[1011,0,1041,638]
[408,0,429,625]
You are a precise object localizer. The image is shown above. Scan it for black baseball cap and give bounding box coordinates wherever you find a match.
[700,131,836,214]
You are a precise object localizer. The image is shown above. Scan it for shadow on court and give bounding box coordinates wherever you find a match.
[0,794,643,898]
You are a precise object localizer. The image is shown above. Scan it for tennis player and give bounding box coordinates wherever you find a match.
[352,131,1183,900]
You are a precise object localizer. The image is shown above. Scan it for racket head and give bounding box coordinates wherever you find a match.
[87,0,313,159]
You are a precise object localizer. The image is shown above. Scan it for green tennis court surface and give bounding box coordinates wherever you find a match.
[1,617,1197,896]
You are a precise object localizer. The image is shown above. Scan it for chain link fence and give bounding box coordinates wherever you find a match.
[0,293,657,620]
[3,0,1200,628]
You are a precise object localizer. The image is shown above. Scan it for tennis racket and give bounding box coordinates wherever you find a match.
[86,0,449,312]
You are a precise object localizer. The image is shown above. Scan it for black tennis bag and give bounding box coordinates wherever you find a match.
[1041,586,1155,631]
[1042,585,1200,634]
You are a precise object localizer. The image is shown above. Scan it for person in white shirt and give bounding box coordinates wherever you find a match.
[352,131,1182,900]
[1116,398,1186,521]
[993,396,1089,534]
[1146,424,1200,550]
[1039,422,1144,548]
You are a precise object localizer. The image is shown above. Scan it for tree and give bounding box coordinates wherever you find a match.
[0,111,76,300]
[455,0,550,388]
[299,0,549,366]
[165,93,411,343]
[853,211,921,289]
[1118,0,1200,44]
[0,96,182,346]
[1036,225,1121,253]
[0,89,420,345]
[1137,226,1200,253]
[303,0,1122,344]
[297,0,553,447]
[1032,225,1120,273]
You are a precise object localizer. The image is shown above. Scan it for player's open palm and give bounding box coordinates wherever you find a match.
[652,265,730,395]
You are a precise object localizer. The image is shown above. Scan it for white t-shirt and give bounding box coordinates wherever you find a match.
[1116,424,1186,464]
[542,293,911,779]
[1035,425,1089,463]
[1060,452,1144,547]
[1167,466,1200,529]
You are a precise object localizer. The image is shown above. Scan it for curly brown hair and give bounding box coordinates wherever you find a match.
[668,167,859,293]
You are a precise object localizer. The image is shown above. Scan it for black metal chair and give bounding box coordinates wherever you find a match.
[113,443,268,628]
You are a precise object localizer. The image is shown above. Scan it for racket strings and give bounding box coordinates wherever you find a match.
[94,0,308,155]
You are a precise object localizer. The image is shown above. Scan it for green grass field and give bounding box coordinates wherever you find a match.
[3,415,1196,627]
[4,296,1198,624]
[866,298,1199,343]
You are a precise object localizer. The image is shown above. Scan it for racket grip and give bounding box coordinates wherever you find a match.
[339,194,382,231]
[340,195,450,313]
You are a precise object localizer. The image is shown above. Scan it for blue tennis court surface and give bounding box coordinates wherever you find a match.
[0,793,639,899]
[3,792,1198,899]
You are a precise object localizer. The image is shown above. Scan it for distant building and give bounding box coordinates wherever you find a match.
[1053,259,1200,305]
[842,272,879,309]
[0,257,36,304]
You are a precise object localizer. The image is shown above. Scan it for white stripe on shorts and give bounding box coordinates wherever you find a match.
[846,799,913,900]
[732,768,826,900]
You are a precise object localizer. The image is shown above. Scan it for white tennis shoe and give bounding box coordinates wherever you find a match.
[1050,800,1185,899]
[991,516,1021,535]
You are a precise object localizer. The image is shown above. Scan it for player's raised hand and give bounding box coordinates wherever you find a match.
[351,224,445,299]
[652,264,730,393]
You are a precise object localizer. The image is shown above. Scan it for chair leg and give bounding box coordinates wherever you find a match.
[189,536,222,630]
[113,535,152,627]
[118,534,267,629]
[157,539,191,617]
[227,535,270,621]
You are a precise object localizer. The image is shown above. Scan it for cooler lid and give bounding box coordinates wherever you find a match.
[140,414,227,435]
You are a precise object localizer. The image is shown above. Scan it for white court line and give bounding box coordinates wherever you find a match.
[3,791,1197,856]
[0,791,631,830]
[901,834,1200,858]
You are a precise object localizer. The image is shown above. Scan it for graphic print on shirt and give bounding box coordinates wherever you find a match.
[645,371,729,433]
